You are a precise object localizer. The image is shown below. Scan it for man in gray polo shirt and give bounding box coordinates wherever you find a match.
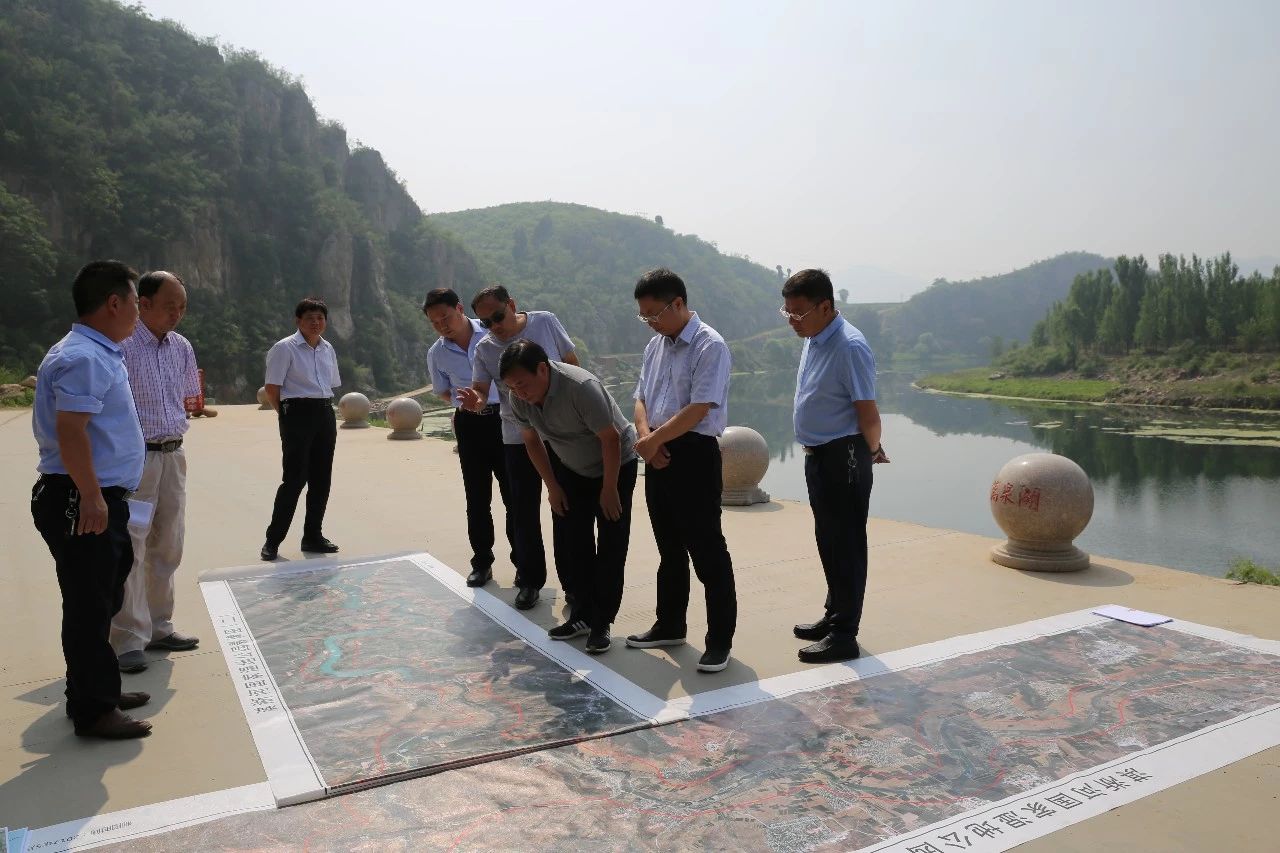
[500,340,638,654]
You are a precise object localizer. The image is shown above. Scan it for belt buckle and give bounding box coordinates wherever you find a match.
[803,446,815,455]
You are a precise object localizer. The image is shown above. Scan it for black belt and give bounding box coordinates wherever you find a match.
[459,404,499,416]
[36,473,132,499]
[145,438,183,453]
[803,434,864,455]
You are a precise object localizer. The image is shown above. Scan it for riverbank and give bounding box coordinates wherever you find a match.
[919,351,1280,410]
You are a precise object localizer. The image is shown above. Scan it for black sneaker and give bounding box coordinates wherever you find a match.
[625,625,687,649]
[697,647,731,673]
[548,619,590,641]
[585,627,612,654]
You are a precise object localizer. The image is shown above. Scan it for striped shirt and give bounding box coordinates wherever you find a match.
[121,321,200,442]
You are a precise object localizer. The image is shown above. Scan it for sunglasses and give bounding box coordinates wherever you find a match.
[479,307,507,329]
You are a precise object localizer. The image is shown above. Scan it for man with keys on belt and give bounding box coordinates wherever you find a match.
[31,260,152,738]
[111,271,203,674]
[781,269,890,665]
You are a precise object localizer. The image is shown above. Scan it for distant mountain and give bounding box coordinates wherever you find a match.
[828,264,925,304]
[429,203,789,355]
[1238,256,1280,277]
[884,252,1112,355]
[0,0,481,400]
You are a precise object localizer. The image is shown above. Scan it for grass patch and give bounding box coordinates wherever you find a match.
[917,368,1118,402]
[1225,558,1280,586]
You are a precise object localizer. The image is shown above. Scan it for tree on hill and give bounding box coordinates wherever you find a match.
[430,202,790,355]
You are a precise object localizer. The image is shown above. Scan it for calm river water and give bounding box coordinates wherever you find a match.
[620,372,1280,578]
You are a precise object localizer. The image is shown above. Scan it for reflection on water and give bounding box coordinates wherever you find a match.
[613,372,1280,577]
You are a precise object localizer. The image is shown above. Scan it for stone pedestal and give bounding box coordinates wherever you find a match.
[718,425,771,506]
[386,397,424,440]
[989,452,1093,572]
[256,386,271,410]
[338,392,371,429]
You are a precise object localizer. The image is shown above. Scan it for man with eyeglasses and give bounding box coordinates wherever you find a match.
[782,268,889,664]
[625,268,737,673]
[424,288,516,597]
[458,285,578,610]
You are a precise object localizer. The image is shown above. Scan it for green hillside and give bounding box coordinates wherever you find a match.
[0,0,481,400]
[430,203,790,355]
[886,251,1112,357]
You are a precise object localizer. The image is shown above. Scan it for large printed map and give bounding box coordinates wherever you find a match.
[99,619,1280,852]
[223,558,641,791]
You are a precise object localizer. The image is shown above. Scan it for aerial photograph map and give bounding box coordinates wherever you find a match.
[101,616,1278,852]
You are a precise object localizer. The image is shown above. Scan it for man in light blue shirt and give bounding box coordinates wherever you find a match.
[625,268,738,674]
[424,288,516,596]
[31,260,152,739]
[260,297,343,561]
[458,284,579,609]
[783,268,889,665]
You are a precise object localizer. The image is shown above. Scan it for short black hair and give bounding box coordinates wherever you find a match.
[72,260,139,317]
[137,270,184,300]
[782,268,834,306]
[634,267,687,304]
[423,288,460,312]
[295,296,328,318]
[498,339,549,379]
[471,284,511,311]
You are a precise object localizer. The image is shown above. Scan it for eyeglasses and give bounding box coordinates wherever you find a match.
[779,305,818,323]
[636,300,675,324]
[479,307,507,329]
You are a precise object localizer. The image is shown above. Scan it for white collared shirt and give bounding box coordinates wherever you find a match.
[633,313,731,437]
[264,331,342,399]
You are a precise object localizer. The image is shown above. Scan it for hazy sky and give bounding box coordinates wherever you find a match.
[137,0,1278,291]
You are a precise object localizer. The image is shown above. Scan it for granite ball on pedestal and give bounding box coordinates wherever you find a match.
[718,425,771,506]
[256,386,271,410]
[989,452,1093,572]
[386,397,423,440]
[338,392,371,429]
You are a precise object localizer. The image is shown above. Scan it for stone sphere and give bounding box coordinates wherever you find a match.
[386,397,424,440]
[256,386,270,409]
[989,452,1094,572]
[338,392,371,428]
[718,425,771,506]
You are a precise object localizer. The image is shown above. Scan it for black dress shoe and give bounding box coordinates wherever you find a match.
[514,587,539,610]
[793,616,832,641]
[118,691,151,711]
[466,567,493,587]
[798,635,860,664]
[74,708,152,739]
[300,537,340,553]
[260,541,279,561]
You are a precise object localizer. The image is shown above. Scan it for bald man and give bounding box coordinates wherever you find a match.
[111,271,202,674]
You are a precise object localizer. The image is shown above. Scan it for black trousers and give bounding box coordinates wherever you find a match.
[266,398,336,544]
[31,475,132,726]
[504,442,570,593]
[645,432,737,648]
[454,408,514,572]
[804,434,874,639]
[555,456,639,630]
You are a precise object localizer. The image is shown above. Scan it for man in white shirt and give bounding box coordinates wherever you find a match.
[260,297,343,561]
[111,271,202,674]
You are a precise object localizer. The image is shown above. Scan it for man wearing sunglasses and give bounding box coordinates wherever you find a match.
[782,269,889,665]
[458,285,579,610]
[625,268,737,674]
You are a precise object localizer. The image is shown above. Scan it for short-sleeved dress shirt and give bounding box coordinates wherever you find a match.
[633,313,731,437]
[793,314,877,447]
[33,323,145,490]
[508,361,638,479]
[264,331,341,399]
[427,318,499,408]
[471,311,576,444]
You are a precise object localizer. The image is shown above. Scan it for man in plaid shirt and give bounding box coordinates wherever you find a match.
[111,271,202,674]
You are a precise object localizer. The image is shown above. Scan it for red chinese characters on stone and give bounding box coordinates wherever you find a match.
[990,481,1041,512]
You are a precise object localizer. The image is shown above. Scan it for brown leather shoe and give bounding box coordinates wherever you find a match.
[118,691,151,711]
[74,708,152,739]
